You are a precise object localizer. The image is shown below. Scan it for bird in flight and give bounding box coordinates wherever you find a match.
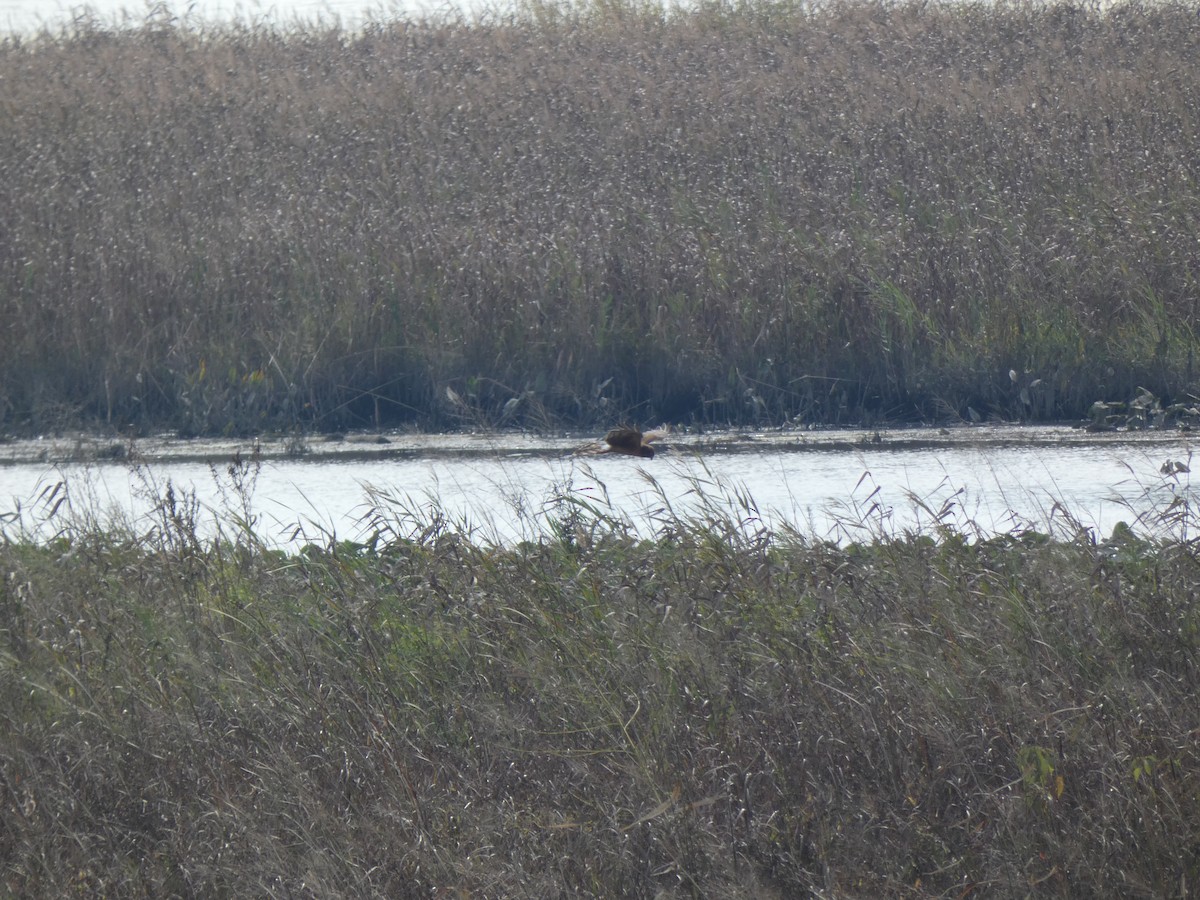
[582,426,668,459]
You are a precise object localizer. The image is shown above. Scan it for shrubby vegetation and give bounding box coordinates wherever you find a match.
[0,459,1197,895]
[3,0,1200,434]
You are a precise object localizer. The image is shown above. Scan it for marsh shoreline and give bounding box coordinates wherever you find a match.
[1,422,1195,467]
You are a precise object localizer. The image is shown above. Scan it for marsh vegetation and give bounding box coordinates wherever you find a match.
[3,1,1199,893]
[3,0,1200,434]
[0,457,1198,895]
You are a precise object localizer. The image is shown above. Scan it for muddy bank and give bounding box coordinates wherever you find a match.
[0,422,1194,467]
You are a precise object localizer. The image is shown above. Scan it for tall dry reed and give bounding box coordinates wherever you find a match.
[2,0,1199,433]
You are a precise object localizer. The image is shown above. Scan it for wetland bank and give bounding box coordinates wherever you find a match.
[2,0,1200,895]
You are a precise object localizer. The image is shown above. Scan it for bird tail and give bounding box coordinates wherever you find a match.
[641,426,672,444]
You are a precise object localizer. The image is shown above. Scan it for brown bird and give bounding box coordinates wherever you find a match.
[599,426,666,459]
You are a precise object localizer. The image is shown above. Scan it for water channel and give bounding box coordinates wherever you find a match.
[1,425,1197,547]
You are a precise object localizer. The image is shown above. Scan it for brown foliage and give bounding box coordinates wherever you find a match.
[2,0,1200,432]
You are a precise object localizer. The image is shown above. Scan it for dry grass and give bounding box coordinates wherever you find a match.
[3,0,1200,434]
[0,458,1197,896]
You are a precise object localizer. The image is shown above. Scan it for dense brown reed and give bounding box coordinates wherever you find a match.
[0,462,1197,896]
[3,0,1200,433]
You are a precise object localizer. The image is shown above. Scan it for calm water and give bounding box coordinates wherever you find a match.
[2,432,1196,546]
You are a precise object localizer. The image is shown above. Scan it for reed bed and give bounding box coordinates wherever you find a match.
[0,459,1197,896]
[3,0,1200,434]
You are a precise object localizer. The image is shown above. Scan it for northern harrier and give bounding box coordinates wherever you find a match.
[591,426,667,459]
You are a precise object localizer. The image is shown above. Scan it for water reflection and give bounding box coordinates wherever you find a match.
[2,438,1196,547]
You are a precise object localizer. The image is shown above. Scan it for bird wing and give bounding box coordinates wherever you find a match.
[604,428,643,453]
